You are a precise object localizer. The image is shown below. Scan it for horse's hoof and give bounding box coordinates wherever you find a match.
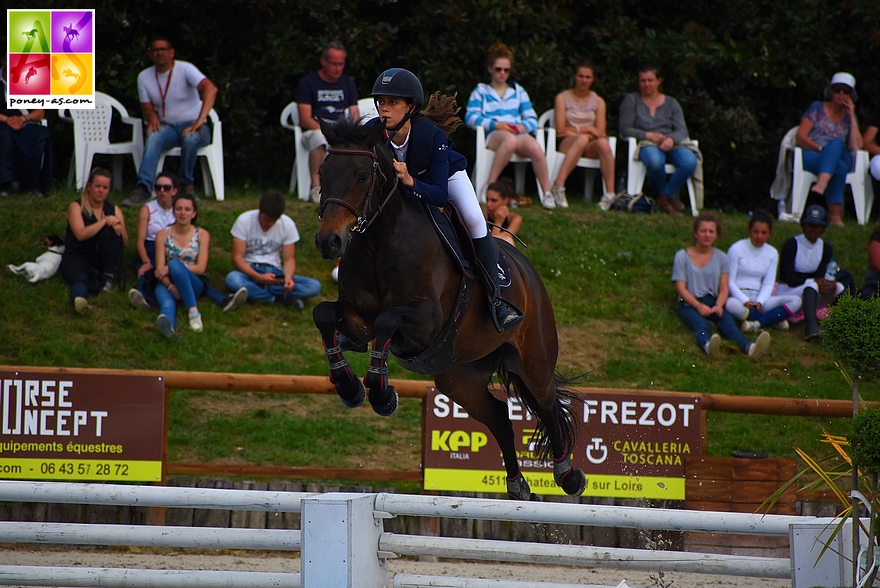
[369,386,398,417]
[559,468,586,496]
[336,378,366,408]
[554,455,586,496]
[506,472,532,501]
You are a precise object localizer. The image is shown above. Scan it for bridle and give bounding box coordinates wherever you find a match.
[318,147,399,234]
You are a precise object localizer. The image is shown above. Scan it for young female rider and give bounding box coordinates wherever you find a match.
[369,68,523,331]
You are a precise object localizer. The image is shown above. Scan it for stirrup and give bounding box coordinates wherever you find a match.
[491,297,524,332]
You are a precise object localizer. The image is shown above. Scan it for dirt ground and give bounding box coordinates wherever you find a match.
[0,547,791,587]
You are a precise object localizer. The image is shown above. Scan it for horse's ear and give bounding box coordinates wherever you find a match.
[319,118,339,145]
[363,119,386,149]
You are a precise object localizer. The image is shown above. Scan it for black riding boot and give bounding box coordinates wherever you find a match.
[473,236,524,332]
[802,287,821,341]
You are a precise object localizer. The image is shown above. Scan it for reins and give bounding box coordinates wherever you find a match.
[319,147,399,234]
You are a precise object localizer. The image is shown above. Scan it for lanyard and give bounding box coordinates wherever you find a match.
[154,63,174,119]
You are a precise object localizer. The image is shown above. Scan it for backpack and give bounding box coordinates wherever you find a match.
[609,191,657,214]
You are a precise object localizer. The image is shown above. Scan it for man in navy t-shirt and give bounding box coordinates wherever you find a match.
[294,41,359,202]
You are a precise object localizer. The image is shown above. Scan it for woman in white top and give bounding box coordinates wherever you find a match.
[128,171,177,309]
[552,61,615,210]
[725,212,801,332]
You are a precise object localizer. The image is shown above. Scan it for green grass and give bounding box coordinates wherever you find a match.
[0,183,877,472]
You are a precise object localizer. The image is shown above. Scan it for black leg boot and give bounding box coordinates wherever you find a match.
[802,287,822,341]
[472,236,524,332]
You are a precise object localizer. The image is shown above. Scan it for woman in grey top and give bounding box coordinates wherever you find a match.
[620,65,697,214]
[672,212,770,359]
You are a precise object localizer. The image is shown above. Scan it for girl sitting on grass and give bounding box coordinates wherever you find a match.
[672,212,770,359]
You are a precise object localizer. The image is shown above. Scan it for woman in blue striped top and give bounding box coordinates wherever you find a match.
[465,43,554,209]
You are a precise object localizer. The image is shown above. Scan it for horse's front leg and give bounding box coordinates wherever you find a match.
[313,301,367,408]
[364,303,435,416]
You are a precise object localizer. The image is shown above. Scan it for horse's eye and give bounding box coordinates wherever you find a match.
[358,173,369,183]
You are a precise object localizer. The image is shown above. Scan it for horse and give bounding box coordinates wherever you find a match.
[63,25,80,43]
[313,117,586,500]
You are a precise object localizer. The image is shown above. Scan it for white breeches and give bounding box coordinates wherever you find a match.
[448,170,488,239]
[725,288,804,320]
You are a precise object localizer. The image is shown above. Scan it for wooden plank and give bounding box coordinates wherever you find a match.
[685,480,733,501]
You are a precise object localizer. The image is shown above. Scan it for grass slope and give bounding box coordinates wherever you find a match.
[1,184,876,473]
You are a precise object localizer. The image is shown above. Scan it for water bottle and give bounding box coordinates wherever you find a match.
[824,258,839,281]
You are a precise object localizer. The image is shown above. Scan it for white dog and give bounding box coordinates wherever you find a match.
[8,235,65,283]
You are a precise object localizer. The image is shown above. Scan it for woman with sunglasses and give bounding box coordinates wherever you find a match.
[795,72,862,227]
[465,43,554,209]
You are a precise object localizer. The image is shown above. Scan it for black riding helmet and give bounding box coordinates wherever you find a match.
[370,68,424,130]
[802,205,828,227]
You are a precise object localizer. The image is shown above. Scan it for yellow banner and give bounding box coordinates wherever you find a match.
[0,458,162,482]
[424,468,685,499]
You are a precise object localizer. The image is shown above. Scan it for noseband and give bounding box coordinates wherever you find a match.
[319,147,399,234]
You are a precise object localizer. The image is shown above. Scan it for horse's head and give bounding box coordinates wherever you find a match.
[315,117,392,259]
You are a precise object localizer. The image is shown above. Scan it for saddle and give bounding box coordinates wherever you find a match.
[391,203,511,375]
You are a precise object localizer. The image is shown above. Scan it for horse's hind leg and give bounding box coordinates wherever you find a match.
[435,362,537,501]
[313,301,365,408]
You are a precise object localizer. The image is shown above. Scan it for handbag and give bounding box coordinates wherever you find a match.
[608,191,657,214]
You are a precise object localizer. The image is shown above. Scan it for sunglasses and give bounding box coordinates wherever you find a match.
[155,184,175,192]
[494,67,511,73]
[831,85,852,95]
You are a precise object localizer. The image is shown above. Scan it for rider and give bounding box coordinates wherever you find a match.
[369,68,523,331]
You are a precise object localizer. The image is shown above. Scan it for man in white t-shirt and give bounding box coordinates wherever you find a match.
[225,191,321,308]
[123,36,218,206]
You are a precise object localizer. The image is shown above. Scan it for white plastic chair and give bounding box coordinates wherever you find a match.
[280,101,312,201]
[58,92,143,191]
[357,97,378,122]
[537,109,617,201]
[789,128,873,225]
[155,109,224,201]
[625,136,700,216]
[471,123,547,202]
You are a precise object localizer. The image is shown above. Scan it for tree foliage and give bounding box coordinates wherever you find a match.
[32,0,880,207]
[822,295,880,381]
[849,408,880,473]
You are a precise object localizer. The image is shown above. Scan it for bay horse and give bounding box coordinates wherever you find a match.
[313,117,586,500]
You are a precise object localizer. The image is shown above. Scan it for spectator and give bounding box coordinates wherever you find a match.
[861,112,880,185]
[124,36,218,206]
[484,178,522,246]
[551,60,615,211]
[725,212,800,332]
[294,41,359,202]
[672,212,770,359]
[60,168,128,314]
[128,171,246,313]
[225,191,321,309]
[859,222,880,300]
[153,193,214,337]
[466,43,554,209]
[777,205,849,340]
[619,65,698,215]
[1,49,52,198]
[795,72,862,227]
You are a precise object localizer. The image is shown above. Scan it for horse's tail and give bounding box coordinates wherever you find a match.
[495,365,583,461]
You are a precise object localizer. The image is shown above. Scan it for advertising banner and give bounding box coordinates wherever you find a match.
[423,388,703,500]
[0,371,165,482]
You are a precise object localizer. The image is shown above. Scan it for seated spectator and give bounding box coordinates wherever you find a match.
[795,72,862,227]
[294,41,359,203]
[619,65,698,215]
[776,205,850,340]
[153,193,216,337]
[1,56,52,197]
[60,168,128,314]
[725,212,800,331]
[861,112,880,184]
[466,43,554,209]
[128,171,246,313]
[859,222,880,300]
[484,178,522,246]
[672,212,770,359]
[225,190,321,309]
[551,60,615,210]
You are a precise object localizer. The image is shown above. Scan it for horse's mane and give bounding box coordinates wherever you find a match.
[421,92,463,137]
[324,116,375,147]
